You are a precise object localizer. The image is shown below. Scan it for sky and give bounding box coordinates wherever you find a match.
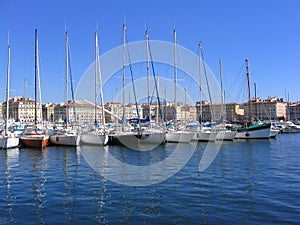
[0,0,300,104]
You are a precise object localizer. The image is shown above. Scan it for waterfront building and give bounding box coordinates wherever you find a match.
[289,101,300,121]
[42,103,55,122]
[53,100,103,124]
[165,102,196,123]
[195,101,244,122]
[104,102,144,123]
[244,97,287,121]
[6,97,42,123]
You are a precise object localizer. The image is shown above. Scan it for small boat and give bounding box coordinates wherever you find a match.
[165,30,194,144]
[19,29,49,148]
[270,128,279,138]
[80,128,108,146]
[0,134,19,149]
[0,35,19,149]
[110,128,166,150]
[233,122,271,139]
[20,130,49,148]
[166,130,194,143]
[216,129,237,141]
[49,30,80,146]
[193,128,217,142]
[50,129,80,146]
[79,30,108,146]
[282,121,300,133]
[233,59,271,139]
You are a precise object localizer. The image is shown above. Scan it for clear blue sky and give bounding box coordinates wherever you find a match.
[1,0,300,103]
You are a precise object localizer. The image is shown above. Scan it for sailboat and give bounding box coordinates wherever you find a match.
[109,25,166,150]
[0,35,19,149]
[20,28,49,148]
[165,29,194,143]
[233,59,271,139]
[193,43,217,141]
[50,29,81,146]
[215,58,236,141]
[80,29,108,146]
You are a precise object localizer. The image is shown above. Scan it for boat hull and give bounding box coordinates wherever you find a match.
[50,134,80,146]
[270,129,279,138]
[216,131,237,141]
[282,127,300,133]
[80,132,108,146]
[0,136,19,149]
[20,135,49,148]
[166,131,194,143]
[192,130,217,142]
[234,124,271,139]
[109,130,166,151]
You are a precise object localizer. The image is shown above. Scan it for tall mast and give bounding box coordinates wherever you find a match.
[5,34,11,136]
[145,29,151,123]
[173,29,177,127]
[122,23,126,131]
[219,58,224,125]
[94,30,98,124]
[65,30,69,127]
[198,43,203,129]
[245,58,252,124]
[95,30,106,131]
[34,28,38,127]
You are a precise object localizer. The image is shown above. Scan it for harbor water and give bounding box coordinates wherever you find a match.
[0,134,300,224]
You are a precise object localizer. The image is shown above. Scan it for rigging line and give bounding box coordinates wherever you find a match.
[148,39,165,127]
[68,45,76,122]
[125,33,141,123]
[200,47,215,121]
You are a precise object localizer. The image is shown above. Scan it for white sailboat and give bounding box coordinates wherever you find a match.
[233,59,271,139]
[50,30,80,146]
[110,25,166,150]
[80,29,108,146]
[215,58,236,141]
[0,35,19,149]
[193,43,217,142]
[20,28,49,148]
[165,29,194,143]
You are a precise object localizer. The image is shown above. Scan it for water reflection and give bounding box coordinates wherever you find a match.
[80,142,196,186]
[0,148,19,224]
[31,148,48,224]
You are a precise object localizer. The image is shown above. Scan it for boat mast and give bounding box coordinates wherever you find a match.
[5,34,11,136]
[34,28,38,128]
[122,23,126,132]
[219,58,224,126]
[94,29,97,125]
[95,30,106,132]
[173,29,177,128]
[245,58,252,124]
[65,29,69,128]
[145,29,151,126]
[198,43,203,129]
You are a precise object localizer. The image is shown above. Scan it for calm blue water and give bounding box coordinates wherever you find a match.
[1,134,300,224]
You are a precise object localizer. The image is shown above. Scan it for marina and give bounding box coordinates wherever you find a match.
[0,133,299,224]
[1,1,300,224]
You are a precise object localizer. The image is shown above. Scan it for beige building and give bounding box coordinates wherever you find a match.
[42,103,55,122]
[53,101,104,123]
[195,101,244,122]
[165,102,196,123]
[289,102,300,121]
[244,97,286,121]
[104,102,144,123]
[5,97,42,123]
